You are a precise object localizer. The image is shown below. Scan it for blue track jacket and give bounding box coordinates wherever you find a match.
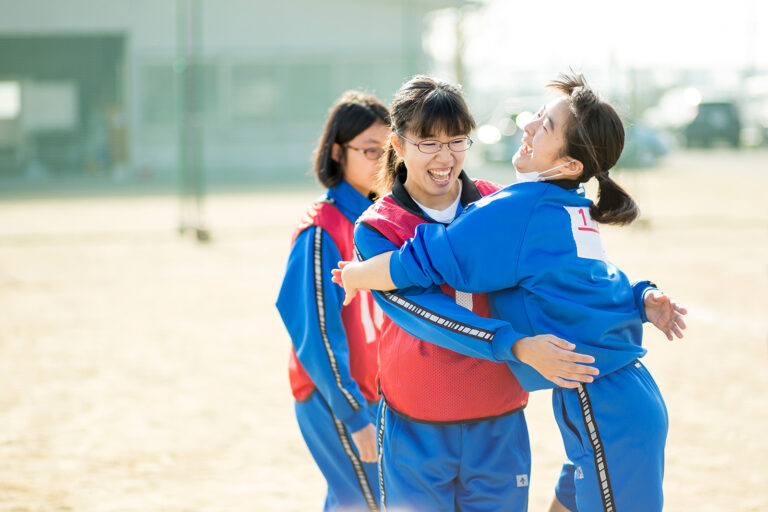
[276,180,376,432]
[387,180,656,391]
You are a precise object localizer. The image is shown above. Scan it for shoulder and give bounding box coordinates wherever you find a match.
[358,194,420,232]
[469,182,547,212]
[471,178,503,196]
[296,199,348,232]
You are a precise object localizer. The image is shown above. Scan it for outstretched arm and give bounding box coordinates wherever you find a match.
[337,219,599,390]
[335,252,395,306]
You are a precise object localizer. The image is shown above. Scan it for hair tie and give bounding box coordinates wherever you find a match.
[597,171,610,182]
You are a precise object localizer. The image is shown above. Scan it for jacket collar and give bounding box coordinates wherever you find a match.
[390,170,480,223]
[547,178,582,190]
[327,180,374,223]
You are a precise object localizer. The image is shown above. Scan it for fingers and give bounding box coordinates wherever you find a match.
[358,445,377,463]
[330,268,342,285]
[343,290,355,306]
[351,425,378,463]
[338,260,352,269]
[556,369,595,383]
[552,377,581,389]
[558,349,596,365]
[548,336,576,351]
[545,336,597,367]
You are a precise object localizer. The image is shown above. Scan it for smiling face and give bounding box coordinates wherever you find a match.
[334,121,390,196]
[394,130,468,210]
[514,96,581,179]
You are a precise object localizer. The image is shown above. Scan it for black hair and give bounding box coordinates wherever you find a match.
[377,75,475,196]
[313,91,389,189]
[548,72,639,225]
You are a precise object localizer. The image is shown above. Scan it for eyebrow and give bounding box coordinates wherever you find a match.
[360,138,384,144]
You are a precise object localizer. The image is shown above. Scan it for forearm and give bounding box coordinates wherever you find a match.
[345,251,396,291]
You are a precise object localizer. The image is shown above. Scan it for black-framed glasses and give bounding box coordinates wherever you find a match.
[345,145,386,161]
[397,133,473,154]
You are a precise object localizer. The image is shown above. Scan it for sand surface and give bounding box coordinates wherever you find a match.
[1,150,766,511]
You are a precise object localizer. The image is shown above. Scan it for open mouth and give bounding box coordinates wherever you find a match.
[519,139,533,157]
[427,167,452,185]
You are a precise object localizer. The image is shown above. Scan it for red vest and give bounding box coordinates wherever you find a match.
[288,200,380,402]
[360,180,528,423]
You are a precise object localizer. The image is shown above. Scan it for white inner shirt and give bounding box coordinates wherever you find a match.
[413,182,462,224]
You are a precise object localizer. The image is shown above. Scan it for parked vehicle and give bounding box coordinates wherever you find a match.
[684,101,741,148]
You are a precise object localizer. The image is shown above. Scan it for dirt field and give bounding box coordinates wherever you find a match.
[1,150,766,511]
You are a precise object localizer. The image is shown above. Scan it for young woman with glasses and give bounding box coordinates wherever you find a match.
[335,73,687,512]
[348,75,615,511]
[276,91,389,511]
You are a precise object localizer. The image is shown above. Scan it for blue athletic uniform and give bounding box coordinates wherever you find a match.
[277,180,381,511]
[355,173,531,512]
[386,179,667,512]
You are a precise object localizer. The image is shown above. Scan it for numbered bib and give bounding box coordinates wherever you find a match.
[563,206,606,261]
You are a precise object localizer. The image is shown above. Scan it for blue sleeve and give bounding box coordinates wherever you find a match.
[389,188,536,293]
[631,280,658,323]
[354,221,530,364]
[276,226,373,433]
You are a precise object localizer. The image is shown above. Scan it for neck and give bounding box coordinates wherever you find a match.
[403,179,461,210]
[344,179,371,197]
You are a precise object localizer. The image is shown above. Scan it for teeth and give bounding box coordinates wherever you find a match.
[428,168,451,180]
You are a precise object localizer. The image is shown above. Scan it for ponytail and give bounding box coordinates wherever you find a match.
[548,71,639,226]
[374,143,407,199]
[589,174,639,225]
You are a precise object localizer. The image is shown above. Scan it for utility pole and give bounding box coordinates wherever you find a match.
[176,0,209,242]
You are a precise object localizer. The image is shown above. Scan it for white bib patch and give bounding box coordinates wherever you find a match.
[563,206,606,261]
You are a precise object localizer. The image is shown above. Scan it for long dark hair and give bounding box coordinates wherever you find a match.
[548,73,639,225]
[313,91,389,189]
[376,75,475,196]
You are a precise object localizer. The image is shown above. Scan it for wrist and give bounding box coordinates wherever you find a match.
[511,336,531,364]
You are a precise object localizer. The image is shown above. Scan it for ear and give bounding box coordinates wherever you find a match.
[390,133,405,158]
[561,158,583,177]
[331,143,343,163]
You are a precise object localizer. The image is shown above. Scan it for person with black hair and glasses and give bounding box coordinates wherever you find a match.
[276,91,389,512]
[336,73,687,512]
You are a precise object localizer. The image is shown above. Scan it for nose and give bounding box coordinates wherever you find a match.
[523,118,538,136]
[434,143,454,161]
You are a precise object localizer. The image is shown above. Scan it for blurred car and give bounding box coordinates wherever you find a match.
[684,101,741,148]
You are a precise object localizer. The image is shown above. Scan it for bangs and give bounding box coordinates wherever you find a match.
[408,88,475,138]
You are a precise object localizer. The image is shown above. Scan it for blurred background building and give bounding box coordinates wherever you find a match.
[1,0,766,195]
[0,0,461,193]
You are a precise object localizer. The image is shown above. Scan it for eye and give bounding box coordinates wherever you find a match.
[420,141,438,150]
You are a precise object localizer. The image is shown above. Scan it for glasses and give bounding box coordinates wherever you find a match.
[345,145,386,161]
[397,133,473,154]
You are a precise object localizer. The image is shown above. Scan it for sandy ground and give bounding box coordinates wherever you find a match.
[1,150,767,511]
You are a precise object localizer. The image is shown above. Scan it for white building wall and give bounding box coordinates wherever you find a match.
[0,0,452,181]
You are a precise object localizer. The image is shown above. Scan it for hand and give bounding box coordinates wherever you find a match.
[331,261,359,306]
[512,335,599,389]
[644,289,687,341]
[350,423,377,463]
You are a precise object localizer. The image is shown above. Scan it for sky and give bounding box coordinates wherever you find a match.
[426,0,768,93]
